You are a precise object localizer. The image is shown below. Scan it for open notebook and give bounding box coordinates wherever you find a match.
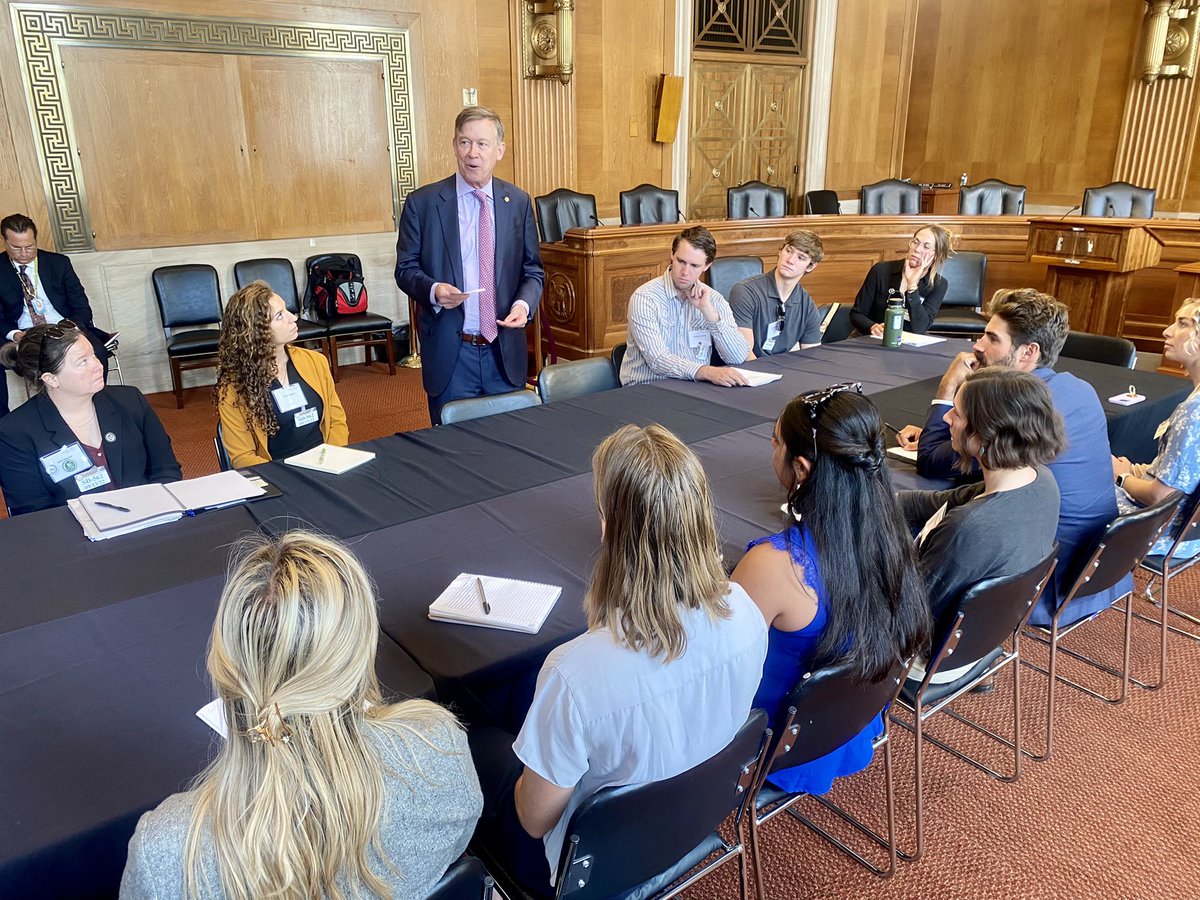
[428,573,561,634]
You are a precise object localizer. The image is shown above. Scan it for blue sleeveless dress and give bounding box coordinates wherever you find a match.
[748,523,884,794]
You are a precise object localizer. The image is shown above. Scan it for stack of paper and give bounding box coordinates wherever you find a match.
[284,444,375,475]
[428,573,561,634]
[887,446,919,463]
[868,332,947,348]
[728,368,784,387]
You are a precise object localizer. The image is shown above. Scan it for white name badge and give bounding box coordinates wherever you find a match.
[272,382,307,413]
[294,407,319,428]
[75,466,112,493]
[39,442,92,484]
[761,319,783,354]
[688,330,709,351]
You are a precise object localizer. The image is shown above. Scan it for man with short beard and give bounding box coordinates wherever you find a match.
[894,288,1126,627]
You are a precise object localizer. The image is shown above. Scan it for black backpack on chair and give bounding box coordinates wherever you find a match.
[304,253,369,318]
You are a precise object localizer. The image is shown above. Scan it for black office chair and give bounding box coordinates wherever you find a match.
[534,188,598,243]
[958,179,1027,215]
[427,856,494,900]
[1022,495,1182,760]
[304,254,396,382]
[727,181,788,219]
[619,183,679,225]
[1059,331,1137,368]
[860,180,921,215]
[440,390,542,424]
[234,258,330,357]
[707,255,764,299]
[474,709,769,900]
[536,357,619,404]
[928,251,988,335]
[892,548,1059,861]
[820,305,855,344]
[804,190,841,215]
[214,421,233,472]
[1081,181,1156,218]
[750,656,911,884]
[151,264,224,409]
[610,341,627,374]
[1135,491,1200,658]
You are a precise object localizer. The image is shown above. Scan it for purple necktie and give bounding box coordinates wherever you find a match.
[473,190,498,342]
[19,265,46,326]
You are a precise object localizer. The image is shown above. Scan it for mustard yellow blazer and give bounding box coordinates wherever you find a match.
[218,346,349,468]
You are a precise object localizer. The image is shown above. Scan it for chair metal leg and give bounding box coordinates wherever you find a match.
[749,803,765,900]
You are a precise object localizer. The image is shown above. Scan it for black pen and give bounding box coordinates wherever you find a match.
[474,576,492,616]
[94,500,131,512]
[883,422,902,436]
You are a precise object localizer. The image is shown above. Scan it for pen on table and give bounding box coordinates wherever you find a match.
[474,576,492,615]
[94,501,130,512]
[317,447,327,465]
[883,422,902,437]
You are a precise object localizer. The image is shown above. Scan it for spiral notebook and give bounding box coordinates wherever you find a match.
[428,573,561,634]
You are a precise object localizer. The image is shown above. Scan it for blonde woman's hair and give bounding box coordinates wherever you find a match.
[585,424,730,661]
[1176,299,1200,358]
[183,531,460,899]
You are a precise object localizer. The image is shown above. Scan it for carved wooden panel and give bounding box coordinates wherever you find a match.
[694,0,805,55]
[743,64,804,190]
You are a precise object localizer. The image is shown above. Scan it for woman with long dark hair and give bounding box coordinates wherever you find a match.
[732,384,930,793]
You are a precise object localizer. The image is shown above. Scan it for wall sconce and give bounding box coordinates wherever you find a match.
[1142,0,1199,84]
[521,0,574,85]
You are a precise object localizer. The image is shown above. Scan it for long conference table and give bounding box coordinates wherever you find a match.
[1,337,1189,897]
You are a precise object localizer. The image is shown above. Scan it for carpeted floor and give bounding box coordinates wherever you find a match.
[15,362,1200,896]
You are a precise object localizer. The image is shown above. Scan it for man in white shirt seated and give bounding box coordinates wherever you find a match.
[619,226,751,387]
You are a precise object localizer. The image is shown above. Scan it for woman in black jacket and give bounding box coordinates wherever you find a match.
[849,223,953,336]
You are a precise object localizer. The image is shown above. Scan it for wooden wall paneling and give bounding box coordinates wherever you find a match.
[0,66,31,225]
[901,0,1141,207]
[688,61,746,219]
[240,55,394,240]
[824,0,916,197]
[743,63,806,208]
[61,47,257,250]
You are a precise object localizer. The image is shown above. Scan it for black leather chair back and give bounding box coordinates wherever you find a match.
[804,189,840,215]
[937,251,987,309]
[610,342,627,373]
[152,265,222,329]
[820,305,854,344]
[928,548,1058,672]
[535,188,598,243]
[1058,495,1181,610]
[958,179,1026,215]
[214,421,233,472]
[619,183,679,225]
[860,179,921,215]
[553,709,768,899]
[765,657,907,776]
[537,357,619,404]
[1082,181,1156,218]
[727,181,787,219]
[1060,331,1137,368]
[427,856,494,900]
[440,390,541,424]
[706,255,764,299]
[234,258,301,313]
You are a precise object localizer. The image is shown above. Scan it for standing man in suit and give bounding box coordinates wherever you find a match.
[394,107,544,425]
[1,213,112,417]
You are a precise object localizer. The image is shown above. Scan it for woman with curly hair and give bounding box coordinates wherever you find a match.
[215,281,347,468]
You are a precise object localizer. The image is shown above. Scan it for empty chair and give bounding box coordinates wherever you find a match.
[958,179,1027,215]
[473,709,768,900]
[304,254,396,382]
[151,264,223,409]
[439,389,541,424]
[1059,331,1137,368]
[536,357,619,404]
[928,251,988,335]
[1082,181,1156,218]
[820,304,854,344]
[803,190,840,215]
[707,255,764,300]
[426,856,494,900]
[534,188,598,243]
[619,183,679,225]
[234,258,329,357]
[860,179,921,215]
[727,181,788,219]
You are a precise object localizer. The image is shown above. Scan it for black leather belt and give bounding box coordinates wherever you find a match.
[460,333,492,346]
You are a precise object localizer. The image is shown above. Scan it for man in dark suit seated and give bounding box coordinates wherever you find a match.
[394,107,544,425]
[1,213,112,417]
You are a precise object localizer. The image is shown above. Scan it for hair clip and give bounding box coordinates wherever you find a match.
[247,702,293,746]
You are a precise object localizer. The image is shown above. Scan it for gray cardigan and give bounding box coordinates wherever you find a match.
[119,717,483,899]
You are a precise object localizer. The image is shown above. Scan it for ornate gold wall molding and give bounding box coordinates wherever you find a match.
[9,4,416,251]
[511,13,576,200]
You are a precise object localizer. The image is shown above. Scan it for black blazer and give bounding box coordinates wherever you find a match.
[0,386,181,515]
[394,175,544,396]
[849,259,948,335]
[0,249,102,339]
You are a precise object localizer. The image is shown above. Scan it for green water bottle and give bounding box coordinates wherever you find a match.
[883,291,904,348]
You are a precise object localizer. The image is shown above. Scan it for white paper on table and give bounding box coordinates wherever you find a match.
[867,332,947,347]
[196,698,228,739]
[728,368,784,387]
[1108,393,1145,406]
[887,446,919,463]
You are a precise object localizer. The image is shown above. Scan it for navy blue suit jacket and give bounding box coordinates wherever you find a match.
[914,366,1128,624]
[0,386,181,515]
[394,175,544,396]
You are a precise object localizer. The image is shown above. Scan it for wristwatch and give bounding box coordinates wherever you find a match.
[1116,473,1129,490]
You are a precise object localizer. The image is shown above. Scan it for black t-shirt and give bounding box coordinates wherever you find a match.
[266,359,325,460]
